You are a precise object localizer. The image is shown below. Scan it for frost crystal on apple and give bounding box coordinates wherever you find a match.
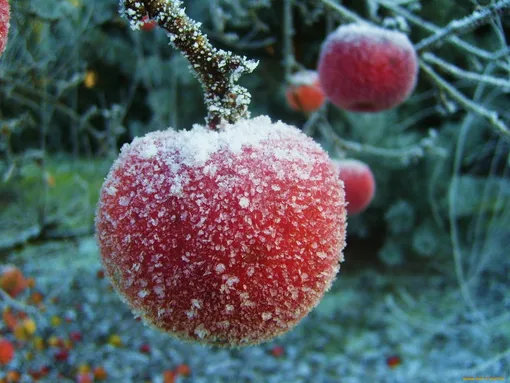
[96,116,347,347]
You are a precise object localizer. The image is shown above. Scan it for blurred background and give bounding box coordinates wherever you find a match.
[0,0,509,382]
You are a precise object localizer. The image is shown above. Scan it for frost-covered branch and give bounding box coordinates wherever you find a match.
[420,61,509,138]
[377,0,498,60]
[120,0,258,129]
[317,118,444,166]
[320,0,367,24]
[415,0,510,52]
[422,53,510,90]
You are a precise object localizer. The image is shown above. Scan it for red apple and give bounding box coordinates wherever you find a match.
[0,0,9,57]
[334,159,375,215]
[285,70,325,113]
[318,23,418,112]
[96,116,347,346]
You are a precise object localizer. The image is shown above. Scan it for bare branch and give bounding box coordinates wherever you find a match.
[415,0,510,52]
[420,61,509,138]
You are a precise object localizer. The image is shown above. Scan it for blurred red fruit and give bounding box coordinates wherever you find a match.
[96,116,347,346]
[175,364,191,376]
[318,23,418,112]
[54,348,69,362]
[0,338,15,365]
[285,70,325,113]
[387,355,402,368]
[76,372,93,383]
[0,0,9,57]
[70,331,82,342]
[0,266,29,298]
[333,159,375,215]
[141,15,157,31]
[271,345,285,357]
[139,343,151,354]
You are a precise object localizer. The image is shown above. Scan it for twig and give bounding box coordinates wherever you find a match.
[422,53,510,89]
[282,0,296,82]
[415,0,510,52]
[318,118,444,165]
[320,0,367,24]
[378,0,498,60]
[121,0,258,129]
[420,61,509,138]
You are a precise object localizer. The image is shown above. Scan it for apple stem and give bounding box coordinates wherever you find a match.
[120,0,258,129]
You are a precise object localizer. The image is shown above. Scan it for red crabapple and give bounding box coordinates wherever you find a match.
[96,116,347,347]
[0,0,9,57]
[333,159,375,215]
[318,23,418,112]
[141,15,157,31]
[285,70,325,113]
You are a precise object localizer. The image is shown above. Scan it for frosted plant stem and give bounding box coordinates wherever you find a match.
[415,0,510,52]
[318,119,441,165]
[445,347,510,378]
[120,0,258,129]
[378,0,496,60]
[420,61,509,138]
[422,53,510,89]
[320,0,368,24]
[282,0,296,82]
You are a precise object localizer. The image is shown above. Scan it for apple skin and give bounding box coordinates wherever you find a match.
[318,23,418,112]
[0,0,10,57]
[96,116,347,347]
[334,159,375,215]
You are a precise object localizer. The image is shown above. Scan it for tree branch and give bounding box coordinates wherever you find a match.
[120,0,258,129]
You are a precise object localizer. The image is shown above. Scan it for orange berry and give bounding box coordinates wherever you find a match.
[175,364,191,376]
[2,308,18,331]
[5,370,20,383]
[0,266,28,298]
[93,366,108,381]
[285,70,325,113]
[163,370,176,383]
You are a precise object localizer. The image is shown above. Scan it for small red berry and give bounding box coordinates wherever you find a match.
[333,159,375,215]
[139,343,151,354]
[54,348,69,362]
[0,0,9,57]
[271,345,284,357]
[96,116,347,346]
[285,70,325,113]
[0,338,15,365]
[141,15,157,31]
[318,23,418,112]
[386,355,401,368]
[174,364,191,376]
[69,331,82,342]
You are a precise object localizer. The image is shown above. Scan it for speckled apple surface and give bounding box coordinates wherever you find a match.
[96,116,347,347]
[0,0,9,57]
[334,159,375,215]
[318,23,418,112]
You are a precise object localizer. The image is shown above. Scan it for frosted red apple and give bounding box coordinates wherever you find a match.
[334,159,375,215]
[0,0,9,57]
[285,70,325,113]
[96,116,347,346]
[318,23,418,112]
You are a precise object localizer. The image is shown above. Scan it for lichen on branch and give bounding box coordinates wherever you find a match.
[120,0,258,129]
